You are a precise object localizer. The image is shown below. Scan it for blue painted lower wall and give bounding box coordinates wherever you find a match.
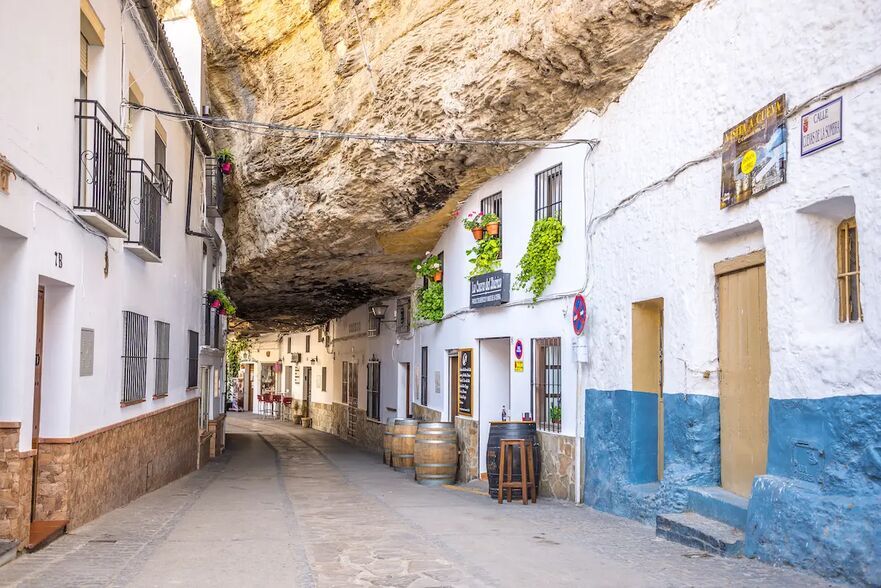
[584,389,881,585]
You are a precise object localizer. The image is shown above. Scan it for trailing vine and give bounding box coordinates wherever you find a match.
[515,216,564,301]
[466,236,501,277]
[225,337,252,401]
[414,282,444,322]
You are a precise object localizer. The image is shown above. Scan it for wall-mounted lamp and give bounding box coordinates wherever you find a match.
[369,303,388,319]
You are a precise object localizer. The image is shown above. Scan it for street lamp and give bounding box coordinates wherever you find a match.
[369,303,389,319]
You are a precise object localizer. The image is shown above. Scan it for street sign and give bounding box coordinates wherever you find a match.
[801,97,842,156]
[514,339,523,359]
[572,294,587,335]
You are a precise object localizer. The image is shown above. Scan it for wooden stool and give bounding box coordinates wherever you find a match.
[497,438,536,505]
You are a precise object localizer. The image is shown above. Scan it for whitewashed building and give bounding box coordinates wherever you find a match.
[0,0,227,550]
[260,0,880,583]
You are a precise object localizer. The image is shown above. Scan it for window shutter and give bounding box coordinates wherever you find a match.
[80,35,89,74]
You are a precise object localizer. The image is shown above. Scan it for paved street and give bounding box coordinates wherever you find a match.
[0,414,838,587]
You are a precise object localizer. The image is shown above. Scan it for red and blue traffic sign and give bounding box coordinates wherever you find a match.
[514,339,524,359]
[572,294,587,335]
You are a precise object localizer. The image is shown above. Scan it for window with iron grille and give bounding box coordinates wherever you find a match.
[321,366,327,391]
[837,217,862,322]
[480,191,503,257]
[121,311,148,404]
[533,337,562,432]
[367,313,380,337]
[342,361,350,404]
[367,361,381,420]
[154,321,170,397]
[187,330,198,388]
[396,296,411,334]
[535,164,562,220]
[285,365,293,394]
[420,346,429,405]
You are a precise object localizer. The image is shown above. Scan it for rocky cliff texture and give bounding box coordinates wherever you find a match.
[188,0,698,328]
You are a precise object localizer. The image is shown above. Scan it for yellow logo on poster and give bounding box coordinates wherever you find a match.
[740,149,757,175]
[513,360,524,373]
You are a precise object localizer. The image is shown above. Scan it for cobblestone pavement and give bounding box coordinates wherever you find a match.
[0,414,842,587]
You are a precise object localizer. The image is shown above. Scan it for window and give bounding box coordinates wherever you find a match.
[187,330,198,388]
[321,366,327,391]
[80,328,95,377]
[342,361,350,404]
[420,346,429,405]
[154,321,170,397]
[533,337,561,432]
[287,336,292,354]
[285,365,292,394]
[367,361,381,420]
[121,311,148,404]
[535,164,562,220]
[154,123,172,202]
[396,296,411,334]
[305,335,310,353]
[79,35,89,99]
[838,217,862,322]
[199,366,210,430]
[154,129,166,171]
[368,313,380,337]
[481,191,503,256]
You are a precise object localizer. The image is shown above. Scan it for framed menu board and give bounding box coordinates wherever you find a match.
[458,348,473,415]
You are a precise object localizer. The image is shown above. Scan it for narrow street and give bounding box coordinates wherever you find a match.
[0,414,834,588]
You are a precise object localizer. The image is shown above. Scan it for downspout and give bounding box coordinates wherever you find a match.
[185,121,211,238]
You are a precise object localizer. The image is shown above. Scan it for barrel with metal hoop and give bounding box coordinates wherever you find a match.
[391,418,419,471]
[414,422,458,486]
[383,417,396,466]
[486,421,540,499]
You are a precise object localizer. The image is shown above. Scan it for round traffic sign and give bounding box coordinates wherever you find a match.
[572,294,587,335]
[514,339,524,360]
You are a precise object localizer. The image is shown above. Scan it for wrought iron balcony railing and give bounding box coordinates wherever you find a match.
[124,159,163,262]
[155,162,173,203]
[205,158,223,217]
[75,100,130,237]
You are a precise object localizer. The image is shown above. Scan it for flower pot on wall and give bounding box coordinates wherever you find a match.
[220,161,232,175]
[433,271,443,282]
[471,227,484,240]
[211,299,221,309]
[485,221,500,236]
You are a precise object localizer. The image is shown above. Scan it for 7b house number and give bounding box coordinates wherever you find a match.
[54,251,63,268]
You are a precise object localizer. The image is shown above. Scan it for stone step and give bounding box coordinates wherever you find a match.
[656,512,744,557]
[687,486,749,530]
[0,540,18,568]
[26,520,67,553]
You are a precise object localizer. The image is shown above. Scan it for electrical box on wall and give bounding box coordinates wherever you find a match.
[572,337,589,364]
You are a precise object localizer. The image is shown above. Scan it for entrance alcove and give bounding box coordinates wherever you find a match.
[478,337,511,475]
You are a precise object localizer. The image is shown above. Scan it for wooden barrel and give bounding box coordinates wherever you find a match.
[414,422,457,486]
[486,421,540,499]
[391,418,419,471]
[383,417,395,466]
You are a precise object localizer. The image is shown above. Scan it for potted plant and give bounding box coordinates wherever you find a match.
[466,235,501,277]
[207,288,237,316]
[216,148,234,175]
[549,405,562,425]
[462,211,485,240]
[207,288,223,309]
[482,212,500,236]
[412,252,442,282]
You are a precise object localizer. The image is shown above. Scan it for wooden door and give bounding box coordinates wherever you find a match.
[245,364,253,412]
[632,298,664,480]
[403,363,412,418]
[303,367,312,417]
[33,287,45,448]
[448,353,459,419]
[717,251,770,497]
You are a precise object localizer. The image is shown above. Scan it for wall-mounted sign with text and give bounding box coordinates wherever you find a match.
[458,348,473,415]
[801,97,842,157]
[469,271,511,309]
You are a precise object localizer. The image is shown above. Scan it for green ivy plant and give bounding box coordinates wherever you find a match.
[515,216,564,301]
[549,405,562,424]
[411,252,442,279]
[414,282,444,322]
[466,235,501,277]
[225,337,251,402]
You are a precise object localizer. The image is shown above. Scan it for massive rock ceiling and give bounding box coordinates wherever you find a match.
[184,0,699,330]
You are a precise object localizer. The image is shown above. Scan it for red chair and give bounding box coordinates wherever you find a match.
[272,394,282,419]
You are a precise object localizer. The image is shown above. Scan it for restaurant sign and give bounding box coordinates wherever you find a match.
[469,271,510,309]
[801,97,842,156]
[458,348,473,415]
[720,95,787,209]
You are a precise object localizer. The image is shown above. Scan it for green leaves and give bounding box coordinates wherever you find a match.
[514,216,564,301]
[466,235,501,277]
[414,282,444,322]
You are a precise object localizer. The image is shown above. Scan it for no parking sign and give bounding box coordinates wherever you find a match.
[572,294,587,335]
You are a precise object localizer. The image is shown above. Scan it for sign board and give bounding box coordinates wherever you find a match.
[458,348,473,415]
[801,97,842,156]
[514,339,523,360]
[572,294,587,335]
[294,365,301,384]
[469,271,511,308]
[514,360,524,373]
[720,95,787,209]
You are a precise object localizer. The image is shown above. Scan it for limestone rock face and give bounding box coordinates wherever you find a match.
[190,0,698,328]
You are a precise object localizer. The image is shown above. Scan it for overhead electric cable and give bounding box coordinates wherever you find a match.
[125,103,598,148]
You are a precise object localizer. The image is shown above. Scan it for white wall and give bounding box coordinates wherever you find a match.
[0,1,218,449]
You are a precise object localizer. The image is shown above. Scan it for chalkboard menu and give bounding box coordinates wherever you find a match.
[458,348,473,415]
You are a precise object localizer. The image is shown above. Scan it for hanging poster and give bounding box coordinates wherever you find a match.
[720,95,787,209]
[458,348,473,415]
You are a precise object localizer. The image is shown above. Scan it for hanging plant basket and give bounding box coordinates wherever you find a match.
[211,298,222,309]
[471,227,484,240]
[485,221,500,236]
[220,161,232,175]
[433,270,443,282]
[216,148,235,176]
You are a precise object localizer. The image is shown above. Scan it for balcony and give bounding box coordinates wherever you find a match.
[205,158,223,218]
[124,159,163,262]
[75,100,129,238]
[155,162,173,203]
[203,301,223,349]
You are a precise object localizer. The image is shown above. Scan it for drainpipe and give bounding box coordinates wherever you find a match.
[185,122,211,238]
